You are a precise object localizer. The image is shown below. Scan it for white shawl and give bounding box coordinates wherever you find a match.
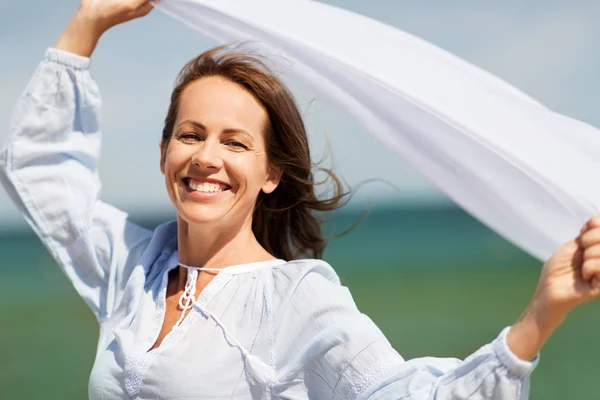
[154,0,600,260]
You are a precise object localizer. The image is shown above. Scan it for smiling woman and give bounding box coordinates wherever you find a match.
[3,1,600,399]
[159,49,345,264]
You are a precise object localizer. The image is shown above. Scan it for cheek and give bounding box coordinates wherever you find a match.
[230,154,269,189]
[164,145,190,175]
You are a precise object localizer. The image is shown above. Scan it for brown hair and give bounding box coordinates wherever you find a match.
[162,44,347,260]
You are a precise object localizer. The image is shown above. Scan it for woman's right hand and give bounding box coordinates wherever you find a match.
[55,0,155,57]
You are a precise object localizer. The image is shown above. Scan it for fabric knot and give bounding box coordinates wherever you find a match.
[175,267,199,327]
[175,263,223,327]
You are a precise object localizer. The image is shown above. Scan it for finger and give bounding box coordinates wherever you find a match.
[585,215,600,230]
[581,258,600,282]
[583,244,600,260]
[131,0,153,7]
[580,220,589,234]
[589,276,600,298]
[126,1,153,19]
[136,3,154,17]
[579,227,600,248]
[572,244,584,265]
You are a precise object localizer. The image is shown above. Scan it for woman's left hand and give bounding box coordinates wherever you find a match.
[506,216,600,361]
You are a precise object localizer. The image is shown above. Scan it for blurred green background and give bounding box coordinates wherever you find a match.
[1,205,598,399]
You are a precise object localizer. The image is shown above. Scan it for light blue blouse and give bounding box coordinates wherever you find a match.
[0,48,538,399]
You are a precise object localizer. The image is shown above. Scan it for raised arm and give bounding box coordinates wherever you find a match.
[0,1,155,321]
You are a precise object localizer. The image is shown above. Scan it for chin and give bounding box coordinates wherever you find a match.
[177,204,227,226]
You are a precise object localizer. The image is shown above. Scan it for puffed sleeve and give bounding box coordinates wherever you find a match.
[0,48,153,321]
[271,261,537,399]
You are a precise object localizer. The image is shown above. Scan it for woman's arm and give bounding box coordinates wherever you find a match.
[0,1,155,321]
[274,220,600,400]
[272,264,536,399]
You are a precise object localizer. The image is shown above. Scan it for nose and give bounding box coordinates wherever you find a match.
[192,140,224,170]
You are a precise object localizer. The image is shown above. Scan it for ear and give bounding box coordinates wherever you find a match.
[160,140,167,175]
[262,164,283,194]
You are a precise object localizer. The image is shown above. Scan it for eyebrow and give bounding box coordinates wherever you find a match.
[178,119,255,139]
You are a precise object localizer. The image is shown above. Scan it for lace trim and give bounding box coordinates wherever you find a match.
[347,354,397,400]
[124,349,153,398]
[123,255,173,398]
[332,339,382,397]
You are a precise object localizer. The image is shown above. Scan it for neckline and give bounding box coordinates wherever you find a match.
[167,250,288,275]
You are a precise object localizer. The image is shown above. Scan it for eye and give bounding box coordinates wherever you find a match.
[226,140,248,150]
[178,132,202,142]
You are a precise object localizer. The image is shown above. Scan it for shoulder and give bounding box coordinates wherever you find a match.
[270,258,341,292]
[138,220,178,282]
[269,259,356,315]
[148,220,179,251]
[100,220,178,319]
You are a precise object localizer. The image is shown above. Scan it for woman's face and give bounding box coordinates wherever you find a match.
[161,76,280,228]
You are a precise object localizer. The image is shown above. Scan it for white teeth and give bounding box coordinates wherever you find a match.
[188,179,227,193]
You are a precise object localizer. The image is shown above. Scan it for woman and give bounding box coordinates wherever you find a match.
[2,1,600,399]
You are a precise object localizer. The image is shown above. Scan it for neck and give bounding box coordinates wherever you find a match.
[176,214,274,270]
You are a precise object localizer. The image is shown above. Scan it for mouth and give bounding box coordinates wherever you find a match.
[183,177,232,194]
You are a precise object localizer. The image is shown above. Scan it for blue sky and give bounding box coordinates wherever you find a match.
[1,0,599,228]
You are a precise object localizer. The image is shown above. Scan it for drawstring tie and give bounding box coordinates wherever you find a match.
[175,264,222,327]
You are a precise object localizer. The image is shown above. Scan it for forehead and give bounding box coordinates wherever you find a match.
[177,76,268,134]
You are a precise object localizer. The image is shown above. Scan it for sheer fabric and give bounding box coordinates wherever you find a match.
[154,0,600,260]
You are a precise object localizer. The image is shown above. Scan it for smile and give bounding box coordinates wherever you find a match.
[183,178,231,193]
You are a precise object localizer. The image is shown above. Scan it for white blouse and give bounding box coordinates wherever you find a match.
[0,48,538,399]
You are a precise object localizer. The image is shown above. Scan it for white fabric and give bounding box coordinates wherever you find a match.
[154,0,600,260]
[0,48,537,399]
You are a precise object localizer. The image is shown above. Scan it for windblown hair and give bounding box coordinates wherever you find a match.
[162,44,347,260]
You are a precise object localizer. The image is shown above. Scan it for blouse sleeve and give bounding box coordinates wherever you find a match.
[0,48,153,321]
[272,262,538,400]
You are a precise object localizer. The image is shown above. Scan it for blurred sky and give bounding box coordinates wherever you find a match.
[1,0,599,229]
